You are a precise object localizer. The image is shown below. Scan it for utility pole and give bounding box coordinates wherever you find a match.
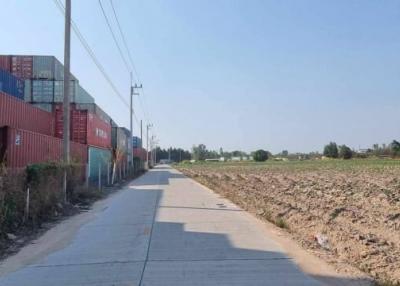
[130,81,142,172]
[129,72,133,171]
[146,123,152,169]
[140,120,143,147]
[63,0,71,203]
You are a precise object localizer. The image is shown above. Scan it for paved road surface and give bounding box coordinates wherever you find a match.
[0,165,321,285]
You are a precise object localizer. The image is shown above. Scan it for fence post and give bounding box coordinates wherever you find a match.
[24,188,30,222]
[107,163,110,186]
[98,164,101,190]
[85,163,89,188]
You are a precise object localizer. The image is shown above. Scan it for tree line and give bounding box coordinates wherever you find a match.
[155,140,400,163]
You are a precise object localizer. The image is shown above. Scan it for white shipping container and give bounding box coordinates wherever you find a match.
[32,56,77,81]
[32,80,54,102]
[54,80,77,102]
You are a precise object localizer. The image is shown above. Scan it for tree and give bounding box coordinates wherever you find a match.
[390,140,400,157]
[253,149,269,162]
[339,145,352,159]
[281,150,289,157]
[155,147,191,163]
[192,144,207,161]
[323,142,338,158]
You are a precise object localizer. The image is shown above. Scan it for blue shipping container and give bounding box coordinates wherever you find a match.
[132,136,142,148]
[0,69,24,100]
[88,146,112,184]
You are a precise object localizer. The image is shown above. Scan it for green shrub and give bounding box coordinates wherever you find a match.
[339,145,353,160]
[323,142,339,158]
[253,150,269,162]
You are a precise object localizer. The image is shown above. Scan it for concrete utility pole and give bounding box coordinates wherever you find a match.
[129,72,133,170]
[146,123,152,169]
[63,0,71,203]
[140,120,143,147]
[131,82,142,166]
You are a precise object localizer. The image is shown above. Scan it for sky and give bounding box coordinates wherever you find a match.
[1,0,399,153]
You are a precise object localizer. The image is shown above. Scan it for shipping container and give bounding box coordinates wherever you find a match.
[74,84,95,104]
[0,126,87,169]
[25,79,85,104]
[11,55,33,80]
[75,103,111,124]
[54,80,77,102]
[30,103,54,113]
[133,147,147,161]
[0,91,54,136]
[132,136,142,148]
[0,69,24,100]
[0,55,11,72]
[54,104,112,149]
[32,55,77,81]
[31,80,54,102]
[23,79,31,101]
[88,146,112,183]
[111,127,129,153]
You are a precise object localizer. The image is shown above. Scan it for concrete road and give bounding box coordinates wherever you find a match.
[0,165,323,285]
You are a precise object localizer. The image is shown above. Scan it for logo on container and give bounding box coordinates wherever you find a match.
[96,128,108,139]
[15,134,21,146]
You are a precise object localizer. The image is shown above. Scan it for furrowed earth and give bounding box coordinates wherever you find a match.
[177,159,400,285]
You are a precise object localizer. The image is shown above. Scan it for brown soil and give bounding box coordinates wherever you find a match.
[177,162,400,285]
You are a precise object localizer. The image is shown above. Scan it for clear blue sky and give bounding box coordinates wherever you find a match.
[1,0,399,153]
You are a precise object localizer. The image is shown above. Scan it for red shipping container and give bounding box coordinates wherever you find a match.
[0,126,87,169]
[0,55,11,72]
[11,55,33,80]
[54,104,111,149]
[0,91,54,136]
[133,147,147,161]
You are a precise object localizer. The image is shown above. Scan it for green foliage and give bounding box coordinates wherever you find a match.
[339,145,353,159]
[192,144,220,161]
[323,142,339,158]
[253,149,269,162]
[155,147,192,163]
[390,140,400,157]
[275,217,289,229]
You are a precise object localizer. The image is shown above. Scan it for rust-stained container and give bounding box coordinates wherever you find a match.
[0,91,54,136]
[11,55,33,80]
[0,126,87,169]
[54,104,112,149]
[0,55,11,72]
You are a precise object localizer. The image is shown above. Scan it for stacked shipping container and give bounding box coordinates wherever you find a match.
[132,136,142,148]
[0,126,87,169]
[54,104,112,149]
[0,69,24,100]
[1,54,146,183]
[0,91,54,136]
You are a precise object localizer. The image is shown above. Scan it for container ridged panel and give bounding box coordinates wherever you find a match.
[2,126,87,170]
[0,91,54,136]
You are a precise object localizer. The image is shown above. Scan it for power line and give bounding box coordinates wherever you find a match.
[108,0,152,124]
[109,0,141,84]
[98,0,131,74]
[53,0,141,128]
